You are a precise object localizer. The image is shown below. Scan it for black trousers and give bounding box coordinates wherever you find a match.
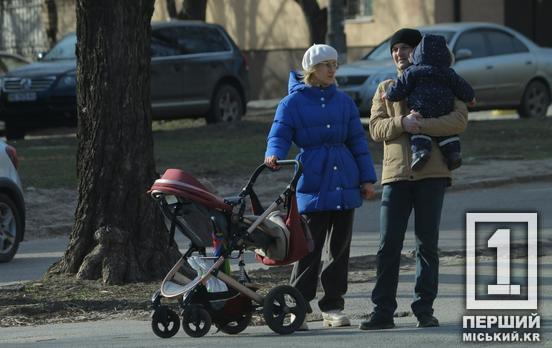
[290,209,354,312]
[371,178,447,318]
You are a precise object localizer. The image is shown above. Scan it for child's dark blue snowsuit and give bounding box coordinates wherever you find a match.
[386,34,475,170]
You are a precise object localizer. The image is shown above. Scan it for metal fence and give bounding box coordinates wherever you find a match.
[0,0,48,58]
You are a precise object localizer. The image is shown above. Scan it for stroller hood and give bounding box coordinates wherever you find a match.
[151,169,231,213]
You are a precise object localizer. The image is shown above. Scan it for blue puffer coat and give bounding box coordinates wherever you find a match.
[265,71,377,214]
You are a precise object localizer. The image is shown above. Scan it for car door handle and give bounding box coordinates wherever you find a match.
[525,61,533,65]
[486,65,493,70]
[174,64,183,72]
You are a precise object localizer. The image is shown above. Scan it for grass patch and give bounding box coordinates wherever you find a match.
[153,118,275,177]
[11,115,552,189]
[13,136,78,189]
[462,117,552,161]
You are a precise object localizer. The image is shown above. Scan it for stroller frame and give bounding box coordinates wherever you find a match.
[150,160,307,338]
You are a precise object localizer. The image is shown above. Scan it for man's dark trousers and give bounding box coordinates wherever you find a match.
[290,209,354,312]
[371,178,447,318]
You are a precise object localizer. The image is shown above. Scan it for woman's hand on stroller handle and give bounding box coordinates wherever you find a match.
[264,157,302,171]
[264,155,280,170]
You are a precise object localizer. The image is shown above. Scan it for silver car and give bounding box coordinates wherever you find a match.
[337,22,552,118]
[0,140,25,263]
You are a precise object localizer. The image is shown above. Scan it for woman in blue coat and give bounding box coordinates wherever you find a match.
[264,44,377,330]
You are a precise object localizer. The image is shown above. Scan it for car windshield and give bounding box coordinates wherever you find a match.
[362,30,455,61]
[42,34,77,61]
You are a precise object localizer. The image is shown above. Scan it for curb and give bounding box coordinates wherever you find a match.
[371,173,552,200]
[450,173,552,192]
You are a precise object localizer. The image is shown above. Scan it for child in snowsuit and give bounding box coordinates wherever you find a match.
[384,34,475,170]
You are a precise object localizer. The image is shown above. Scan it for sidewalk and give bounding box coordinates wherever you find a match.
[247,99,552,119]
[1,256,550,346]
[385,157,552,193]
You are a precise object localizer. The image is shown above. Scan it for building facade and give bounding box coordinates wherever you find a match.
[1,0,550,99]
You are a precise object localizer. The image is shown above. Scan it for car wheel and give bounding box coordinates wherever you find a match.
[0,193,23,263]
[518,80,550,119]
[5,122,25,141]
[206,84,243,124]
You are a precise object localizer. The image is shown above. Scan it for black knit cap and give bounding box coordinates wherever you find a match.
[389,28,422,52]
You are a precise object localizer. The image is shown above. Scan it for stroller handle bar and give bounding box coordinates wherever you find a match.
[240,160,303,235]
[240,159,303,197]
[273,159,303,188]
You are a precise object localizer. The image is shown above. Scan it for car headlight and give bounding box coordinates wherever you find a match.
[60,73,76,86]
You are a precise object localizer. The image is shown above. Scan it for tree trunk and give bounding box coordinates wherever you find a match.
[326,0,347,63]
[295,0,327,44]
[49,0,179,284]
[177,0,207,21]
[44,0,58,48]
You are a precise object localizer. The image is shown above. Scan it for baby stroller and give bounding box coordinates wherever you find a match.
[149,160,309,338]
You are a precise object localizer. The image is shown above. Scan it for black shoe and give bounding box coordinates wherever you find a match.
[416,314,440,328]
[359,312,395,330]
[411,150,430,171]
[446,152,462,170]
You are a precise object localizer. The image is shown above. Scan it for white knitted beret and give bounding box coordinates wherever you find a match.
[301,44,338,70]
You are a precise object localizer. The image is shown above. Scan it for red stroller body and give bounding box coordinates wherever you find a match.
[149,160,310,338]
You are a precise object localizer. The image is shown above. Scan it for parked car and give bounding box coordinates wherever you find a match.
[0,141,25,263]
[337,22,552,118]
[0,20,250,140]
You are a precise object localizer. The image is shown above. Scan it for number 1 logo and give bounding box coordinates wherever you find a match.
[466,213,537,310]
[487,228,521,295]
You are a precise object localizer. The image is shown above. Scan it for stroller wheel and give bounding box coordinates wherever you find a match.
[151,306,180,338]
[215,311,252,335]
[182,305,212,338]
[262,285,307,335]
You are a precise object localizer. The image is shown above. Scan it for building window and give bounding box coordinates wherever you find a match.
[346,0,373,19]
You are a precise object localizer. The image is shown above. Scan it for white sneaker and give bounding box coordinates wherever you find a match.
[290,313,309,331]
[322,310,351,327]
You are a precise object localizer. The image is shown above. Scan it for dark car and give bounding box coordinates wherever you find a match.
[0,20,250,140]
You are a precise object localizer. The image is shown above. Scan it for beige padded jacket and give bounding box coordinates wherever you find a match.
[369,79,468,185]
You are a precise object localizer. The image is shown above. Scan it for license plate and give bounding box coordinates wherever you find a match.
[7,92,37,102]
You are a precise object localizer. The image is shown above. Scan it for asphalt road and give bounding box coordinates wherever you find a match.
[2,180,551,286]
[350,180,552,258]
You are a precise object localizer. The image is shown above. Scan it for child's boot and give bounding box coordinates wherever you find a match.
[411,149,430,171]
[446,152,462,170]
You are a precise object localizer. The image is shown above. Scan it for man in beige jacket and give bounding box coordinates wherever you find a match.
[359,28,468,330]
